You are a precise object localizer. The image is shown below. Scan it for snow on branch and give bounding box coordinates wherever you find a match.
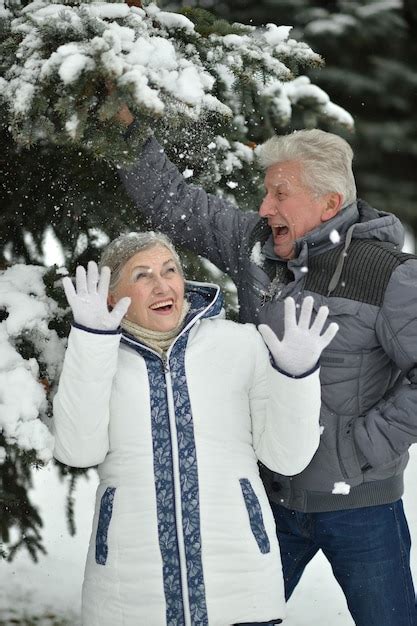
[0,1,354,162]
[0,264,67,464]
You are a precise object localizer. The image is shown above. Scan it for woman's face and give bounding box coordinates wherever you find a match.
[108,244,185,332]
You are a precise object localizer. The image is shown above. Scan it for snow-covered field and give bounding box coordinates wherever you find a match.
[1,446,417,625]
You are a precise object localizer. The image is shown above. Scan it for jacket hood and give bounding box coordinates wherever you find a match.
[183,280,224,323]
[263,199,405,263]
[349,200,404,248]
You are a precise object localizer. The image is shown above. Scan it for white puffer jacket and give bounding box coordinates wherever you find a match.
[53,283,321,626]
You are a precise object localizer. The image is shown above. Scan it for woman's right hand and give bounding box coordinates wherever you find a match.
[63,261,131,331]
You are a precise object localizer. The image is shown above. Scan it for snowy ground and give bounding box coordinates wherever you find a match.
[1,448,417,625]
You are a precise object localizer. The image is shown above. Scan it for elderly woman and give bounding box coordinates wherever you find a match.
[53,231,337,626]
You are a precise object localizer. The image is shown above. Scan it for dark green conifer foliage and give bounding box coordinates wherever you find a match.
[0,434,47,563]
[0,0,352,561]
[163,0,417,231]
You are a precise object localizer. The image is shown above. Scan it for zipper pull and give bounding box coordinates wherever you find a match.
[260,293,268,307]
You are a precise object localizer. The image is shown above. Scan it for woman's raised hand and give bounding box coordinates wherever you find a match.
[62,261,131,331]
[258,296,338,376]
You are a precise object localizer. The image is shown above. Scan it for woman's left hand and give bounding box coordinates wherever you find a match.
[62,261,131,331]
[258,296,338,376]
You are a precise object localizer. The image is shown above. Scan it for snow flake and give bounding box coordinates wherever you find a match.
[332,481,351,495]
[250,242,265,267]
[329,229,341,244]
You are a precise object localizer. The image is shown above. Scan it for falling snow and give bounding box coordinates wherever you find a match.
[250,242,265,267]
[332,481,351,495]
[330,229,341,244]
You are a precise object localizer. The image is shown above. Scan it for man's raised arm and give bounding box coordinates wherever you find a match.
[117,110,259,278]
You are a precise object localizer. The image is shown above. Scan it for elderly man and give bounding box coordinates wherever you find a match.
[119,122,417,626]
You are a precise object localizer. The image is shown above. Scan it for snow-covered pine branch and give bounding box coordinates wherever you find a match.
[0,264,67,464]
[1,0,354,164]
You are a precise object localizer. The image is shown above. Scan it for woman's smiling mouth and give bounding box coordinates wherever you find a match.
[149,299,174,314]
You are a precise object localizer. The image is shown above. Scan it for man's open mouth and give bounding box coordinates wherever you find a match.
[273,225,289,237]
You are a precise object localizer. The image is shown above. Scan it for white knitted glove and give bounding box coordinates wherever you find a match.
[62,261,131,331]
[258,296,338,376]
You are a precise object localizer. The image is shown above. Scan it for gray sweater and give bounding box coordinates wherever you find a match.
[120,136,417,512]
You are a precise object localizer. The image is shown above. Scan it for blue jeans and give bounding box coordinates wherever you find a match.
[270,499,417,626]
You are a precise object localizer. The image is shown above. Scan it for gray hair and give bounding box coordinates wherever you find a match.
[100,231,183,292]
[257,129,356,206]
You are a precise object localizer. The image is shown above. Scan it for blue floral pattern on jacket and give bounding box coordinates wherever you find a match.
[121,285,224,625]
[147,354,186,626]
[170,333,208,626]
[239,479,270,554]
[95,486,116,565]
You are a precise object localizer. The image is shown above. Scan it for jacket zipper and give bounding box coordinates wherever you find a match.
[336,421,349,479]
[164,363,192,626]
[120,343,192,623]
[120,287,222,625]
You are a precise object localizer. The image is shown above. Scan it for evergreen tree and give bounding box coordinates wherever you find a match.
[165,0,417,232]
[0,0,353,560]
[299,0,417,231]
[0,0,353,267]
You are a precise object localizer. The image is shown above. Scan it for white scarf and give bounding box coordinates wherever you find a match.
[121,300,191,356]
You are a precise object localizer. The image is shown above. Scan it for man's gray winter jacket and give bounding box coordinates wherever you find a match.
[120,136,417,513]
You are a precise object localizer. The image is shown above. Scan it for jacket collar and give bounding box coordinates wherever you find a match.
[262,202,359,264]
[121,281,224,357]
[261,199,405,269]
[183,281,224,323]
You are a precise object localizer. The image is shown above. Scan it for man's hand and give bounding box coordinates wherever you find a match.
[63,261,131,331]
[105,80,135,127]
[258,296,338,376]
[116,103,135,127]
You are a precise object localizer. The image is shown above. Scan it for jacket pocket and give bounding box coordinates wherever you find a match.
[239,478,270,554]
[95,486,116,565]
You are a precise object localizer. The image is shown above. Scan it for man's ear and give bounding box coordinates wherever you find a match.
[321,192,344,222]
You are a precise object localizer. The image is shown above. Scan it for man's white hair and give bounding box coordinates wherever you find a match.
[100,231,183,292]
[257,129,357,206]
